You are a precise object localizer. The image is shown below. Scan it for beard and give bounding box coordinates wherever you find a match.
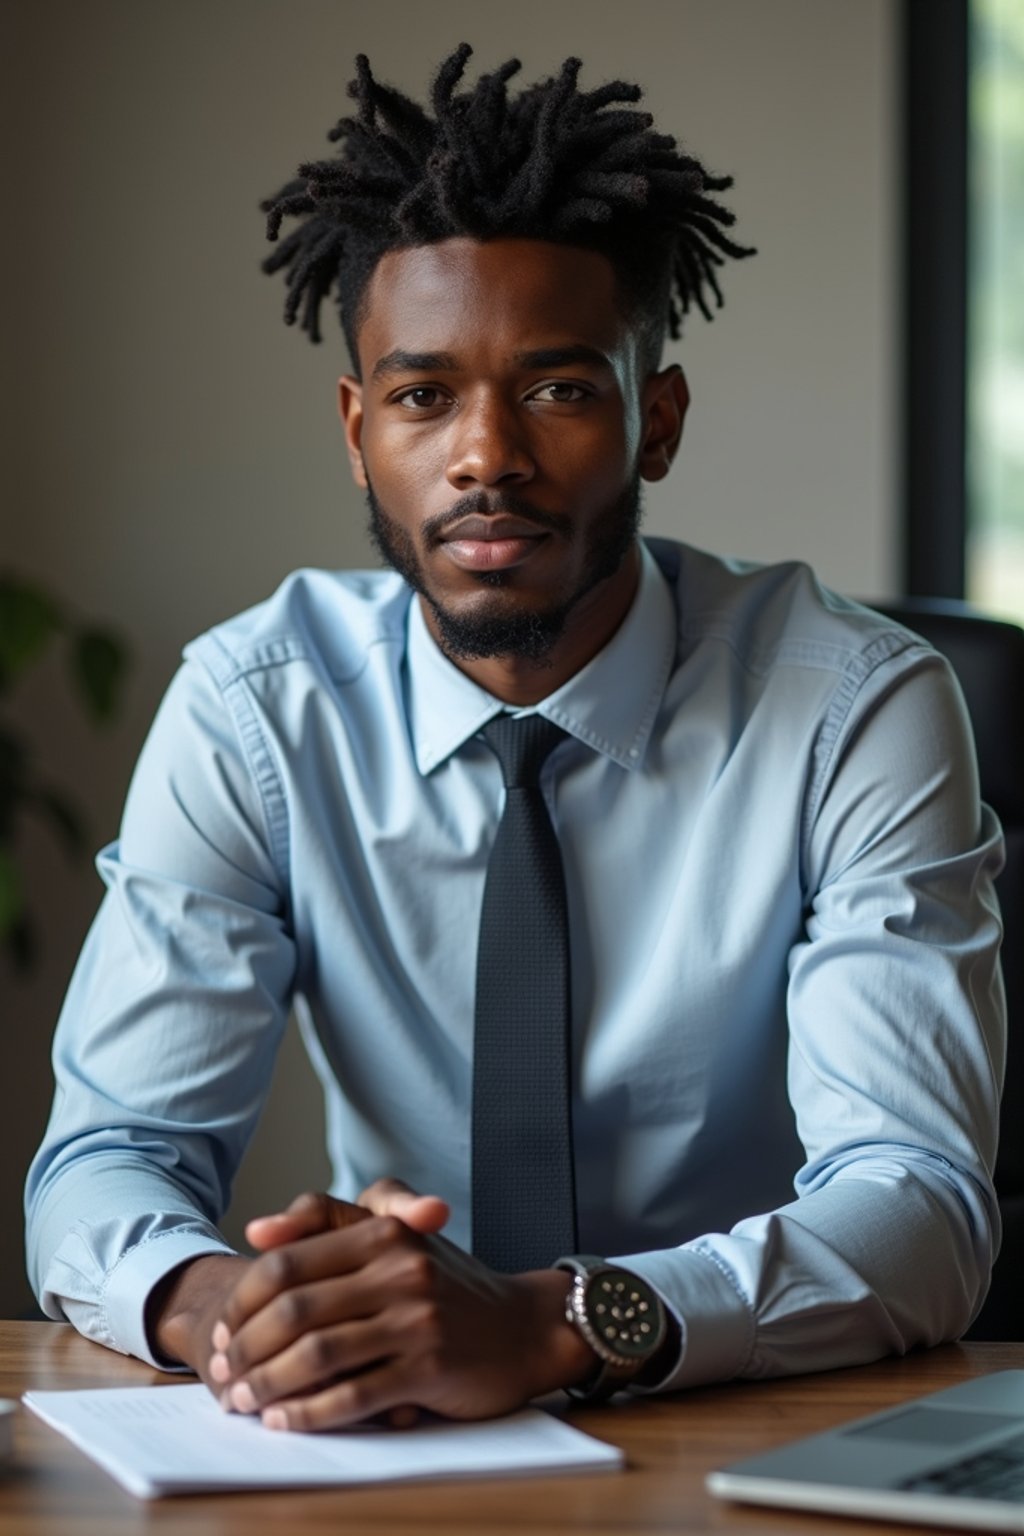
[365,475,644,665]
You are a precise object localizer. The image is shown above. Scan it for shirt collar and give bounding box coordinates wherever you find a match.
[406,540,676,775]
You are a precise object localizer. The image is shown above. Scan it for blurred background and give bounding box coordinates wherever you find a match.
[1,0,1018,1321]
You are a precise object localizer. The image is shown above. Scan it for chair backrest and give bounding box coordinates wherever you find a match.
[873,597,1024,1339]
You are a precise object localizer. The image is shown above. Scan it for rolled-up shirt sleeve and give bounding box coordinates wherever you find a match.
[613,644,1005,1392]
[25,654,297,1366]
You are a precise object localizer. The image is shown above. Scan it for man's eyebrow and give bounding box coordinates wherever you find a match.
[513,345,614,373]
[370,344,616,382]
[371,350,459,382]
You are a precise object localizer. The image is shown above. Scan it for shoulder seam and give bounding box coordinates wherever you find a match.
[187,623,406,689]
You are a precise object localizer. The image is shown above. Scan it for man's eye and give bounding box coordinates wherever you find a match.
[533,382,588,403]
[397,387,444,409]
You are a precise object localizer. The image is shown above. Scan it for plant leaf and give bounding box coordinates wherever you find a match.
[0,576,62,691]
[71,629,129,722]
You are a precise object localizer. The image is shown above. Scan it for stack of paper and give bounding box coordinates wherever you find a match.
[24,1383,623,1499]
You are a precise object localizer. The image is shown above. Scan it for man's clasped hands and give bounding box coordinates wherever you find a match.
[151,1181,594,1433]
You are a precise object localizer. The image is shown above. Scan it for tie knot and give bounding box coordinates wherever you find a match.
[482,714,567,789]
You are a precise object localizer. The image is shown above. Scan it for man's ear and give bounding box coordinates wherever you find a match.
[338,376,367,489]
[638,365,689,483]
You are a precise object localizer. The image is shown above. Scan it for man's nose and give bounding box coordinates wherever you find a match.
[445,391,535,490]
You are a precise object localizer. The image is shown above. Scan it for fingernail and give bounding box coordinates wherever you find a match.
[219,1389,233,1413]
[211,1321,231,1352]
[262,1407,288,1431]
[230,1381,257,1413]
[209,1351,231,1384]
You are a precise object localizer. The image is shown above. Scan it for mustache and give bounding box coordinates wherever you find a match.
[422,492,571,545]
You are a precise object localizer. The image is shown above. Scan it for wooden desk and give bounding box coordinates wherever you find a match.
[0,1321,1020,1535]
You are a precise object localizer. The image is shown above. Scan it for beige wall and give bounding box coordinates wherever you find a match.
[2,0,899,1318]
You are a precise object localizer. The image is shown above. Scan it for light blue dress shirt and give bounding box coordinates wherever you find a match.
[26,538,1006,1390]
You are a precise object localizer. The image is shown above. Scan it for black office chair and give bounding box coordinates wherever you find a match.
[872,597,1024,1340]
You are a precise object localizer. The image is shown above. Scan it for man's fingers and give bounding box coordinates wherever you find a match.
[211,1271,374,1384]
[216,1214,424,1349]
[245,1191,368,1252]
[245,1185,449,1252]
[220,1220,386,1341]
[224,1313,391,1414]
[260,1356,419,1433]
[220,1280,438,1415]
[357,1178,450,1234]
[219,1187,449,1369]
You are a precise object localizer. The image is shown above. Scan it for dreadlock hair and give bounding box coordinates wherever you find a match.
[261,44,754,374]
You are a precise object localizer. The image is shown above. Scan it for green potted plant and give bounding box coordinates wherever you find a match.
[0,574,129,970]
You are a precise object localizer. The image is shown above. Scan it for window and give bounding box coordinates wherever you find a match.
[967,0,1024,621]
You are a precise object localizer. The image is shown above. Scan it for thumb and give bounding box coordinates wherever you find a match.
[357,1178,450,1234]
[245,1190,366,1251]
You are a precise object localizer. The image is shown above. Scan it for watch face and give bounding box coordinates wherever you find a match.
[584,1270,663,1360]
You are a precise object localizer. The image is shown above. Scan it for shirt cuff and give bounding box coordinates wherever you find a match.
[102,1228,238,1370]
[609,1243,755,1392]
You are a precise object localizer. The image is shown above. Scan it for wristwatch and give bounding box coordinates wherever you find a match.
[555,1255,668,1401]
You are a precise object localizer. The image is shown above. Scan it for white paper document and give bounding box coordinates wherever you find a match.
[23,1383,623,1499]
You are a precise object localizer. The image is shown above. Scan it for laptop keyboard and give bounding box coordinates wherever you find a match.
[900,1432,1024,1502]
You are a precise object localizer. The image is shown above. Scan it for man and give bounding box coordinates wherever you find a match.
[26,46,1005,1432]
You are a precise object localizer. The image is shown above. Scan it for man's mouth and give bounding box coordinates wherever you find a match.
[437,514,551,572]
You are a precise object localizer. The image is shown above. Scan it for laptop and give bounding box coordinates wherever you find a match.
[707,1371,1024,1531]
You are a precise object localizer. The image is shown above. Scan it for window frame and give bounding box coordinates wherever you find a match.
[902,0,968,597]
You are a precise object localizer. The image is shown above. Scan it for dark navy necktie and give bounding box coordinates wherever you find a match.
[472,714,579,1272]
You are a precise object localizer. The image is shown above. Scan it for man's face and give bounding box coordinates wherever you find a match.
[339,238,687,677]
